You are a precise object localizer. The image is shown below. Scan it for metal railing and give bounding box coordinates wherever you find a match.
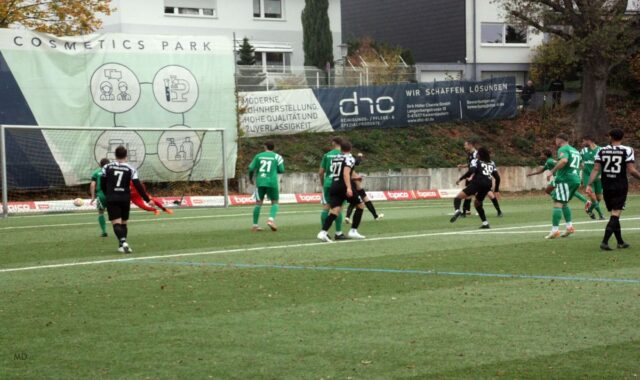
[236,64,417,92]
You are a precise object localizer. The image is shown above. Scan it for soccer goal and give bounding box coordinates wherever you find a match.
[0,125,231,217]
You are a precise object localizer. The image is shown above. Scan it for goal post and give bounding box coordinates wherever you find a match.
[1,125,231,218]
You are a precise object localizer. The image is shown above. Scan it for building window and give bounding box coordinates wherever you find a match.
[254,0,283,19]
[164,1,217,17]
[254,51,289,72]
[481,23,527,44]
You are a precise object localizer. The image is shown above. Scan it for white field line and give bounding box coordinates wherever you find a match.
[0,203,449,231]
[1,219,639,274]
[2,200,451,220]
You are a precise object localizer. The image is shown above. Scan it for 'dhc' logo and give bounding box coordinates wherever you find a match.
[339,92,395,116]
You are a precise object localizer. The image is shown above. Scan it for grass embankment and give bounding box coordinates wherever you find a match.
[238,96,640,173]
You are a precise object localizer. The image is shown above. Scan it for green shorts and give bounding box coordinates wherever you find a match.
[551,181,580,203]
[96,194,107,211]
[255,186,279,202]
[583,178,603,195]
[322,185,331,205]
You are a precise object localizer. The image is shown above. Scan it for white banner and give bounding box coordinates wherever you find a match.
[239,89,334,137]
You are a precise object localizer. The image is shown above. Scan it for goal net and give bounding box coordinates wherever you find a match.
[1,125,230,217]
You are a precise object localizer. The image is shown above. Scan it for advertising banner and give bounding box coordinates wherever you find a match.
[239,77,516,137]
[0,29,237,188]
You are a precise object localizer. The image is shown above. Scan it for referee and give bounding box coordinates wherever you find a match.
[101,146,151,253]
[586,129,640,250]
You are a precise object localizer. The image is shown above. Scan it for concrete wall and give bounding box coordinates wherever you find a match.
[239,166,549,194]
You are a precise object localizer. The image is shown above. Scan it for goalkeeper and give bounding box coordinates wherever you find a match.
[90,158,110,237]
[130,180,173,215]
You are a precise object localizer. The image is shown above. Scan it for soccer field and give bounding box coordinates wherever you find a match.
[2,196,640,379]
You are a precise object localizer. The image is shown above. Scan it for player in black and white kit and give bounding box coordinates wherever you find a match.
[317,141,366,242]
[457,139,503,217]
[586,129,640,251]
[450,147,501,229]
[101,146,151,253]
[457,139,478,217]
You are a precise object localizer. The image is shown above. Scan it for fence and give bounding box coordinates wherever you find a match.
[236,64,417,92]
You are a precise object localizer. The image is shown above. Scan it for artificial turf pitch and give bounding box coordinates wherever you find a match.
[1,196,639,379]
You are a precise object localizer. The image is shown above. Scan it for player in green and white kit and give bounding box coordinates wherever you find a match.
[528,149,592,203]
[248,141,285,232]
[90,158,110,237]
[527,149,558,194]
[545,134,582,239]
[318,137,346,240]
[580,136,605,220]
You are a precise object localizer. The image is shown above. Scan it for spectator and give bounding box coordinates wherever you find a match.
[549,78,565,108]
[521,80,536,111]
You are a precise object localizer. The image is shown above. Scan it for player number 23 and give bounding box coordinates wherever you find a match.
[602,156,622,174]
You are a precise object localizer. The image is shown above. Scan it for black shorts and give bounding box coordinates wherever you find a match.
[603,188,627,212]
[106,200,131,221]
[329,183,362,209]
[463,181,491,202]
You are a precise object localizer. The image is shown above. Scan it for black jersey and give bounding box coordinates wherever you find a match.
[461,159,501,191]
[101,162,146,202]
[330,154,356,186]
[595,145,635,191]
[467,150,478,168]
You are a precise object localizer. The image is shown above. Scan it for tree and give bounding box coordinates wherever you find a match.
[495,0,640,136]
[529,36,580,87]
[237,37,256,65]
[301,0,334,69]
[631,53,640,83]
[346,37,415,85]
[0,0,112,36]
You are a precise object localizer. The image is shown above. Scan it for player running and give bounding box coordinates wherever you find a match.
[90,158,110,237]
[586,128,640,251]
[581,136,605,220]
[101,146,151,253]
[317,141,366,242]
[457,139,478,217]
[545,133,581,239]
[528,149,593,206]
[248,141,285,232]
[130,180,173,216]
[345,152,383,224]
[450,147,501,229]
[318,137,346,240]
[458,139,503,217]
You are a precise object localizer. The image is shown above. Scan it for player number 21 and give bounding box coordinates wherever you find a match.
[259,160,272,173]
[570,155,580,169]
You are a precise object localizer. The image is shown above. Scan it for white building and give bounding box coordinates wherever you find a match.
[100,0,342,70]
[417,0,545,85]
[344,0,639,86]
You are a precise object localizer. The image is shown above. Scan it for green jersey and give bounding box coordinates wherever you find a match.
[543,158,556,171]
[249,151,284,188]
[555,145,581,183]
[91,168,105,197]
[320,149,342,187]
[580,146,601,179]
